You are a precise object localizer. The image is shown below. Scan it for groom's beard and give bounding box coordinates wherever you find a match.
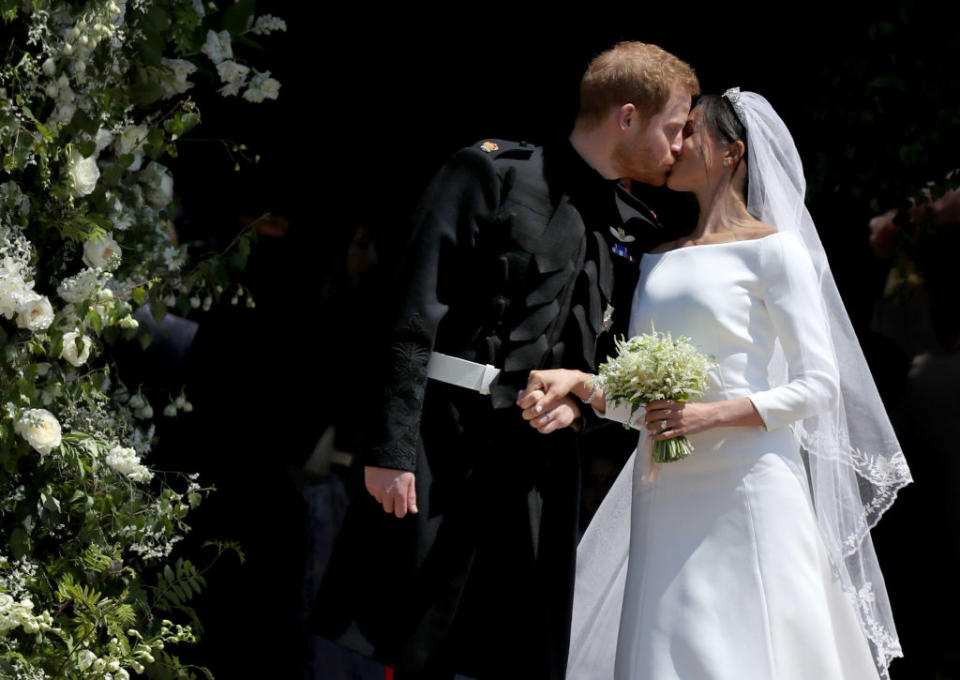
[612,137,670,187]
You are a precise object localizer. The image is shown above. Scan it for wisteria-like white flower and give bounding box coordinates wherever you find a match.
[242,71,280,103]
[200,29,232,65]
[140,162,174,209]
[67,149,100,197]
[215,60,249,97]
[105,445,153,482]
[159,58,197,99]
[0,592,39,634]
[58,267,107,303]
[60,330,93,367]
[14,408,62,456]
[16,293,54,332]
[162,245,186,272]
[191,0,205,16]
[250,14,286,35]
[83,232,122,269]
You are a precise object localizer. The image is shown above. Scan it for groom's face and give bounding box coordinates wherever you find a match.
[612,90,692,186]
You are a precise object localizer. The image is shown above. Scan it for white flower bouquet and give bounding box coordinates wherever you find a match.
[598,325,714,463]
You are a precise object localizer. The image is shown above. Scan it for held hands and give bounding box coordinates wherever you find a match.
[516,369,590,434]
[364,466,418,518]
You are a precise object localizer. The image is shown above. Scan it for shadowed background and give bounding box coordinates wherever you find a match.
[149,4,959,678]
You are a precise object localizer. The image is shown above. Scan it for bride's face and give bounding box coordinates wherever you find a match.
[665,107,725,193]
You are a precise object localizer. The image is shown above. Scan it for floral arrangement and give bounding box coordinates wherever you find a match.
[0,0,284,677]
[598,326,714,463]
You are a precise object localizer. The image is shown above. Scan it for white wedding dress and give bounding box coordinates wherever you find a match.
[566,231,881,680]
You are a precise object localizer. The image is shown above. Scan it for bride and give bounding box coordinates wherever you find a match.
[517,90,911,679]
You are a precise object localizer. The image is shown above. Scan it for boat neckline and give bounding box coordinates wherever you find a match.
[644,231,782,256]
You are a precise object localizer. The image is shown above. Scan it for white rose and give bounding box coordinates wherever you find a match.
[14,408,62,455]
[77,650,97,671]
[83,232,122,268]
[42,57,57,76]
[201,29,232,65]
[115,669,130,680]
[0,274,29,320]
[163,404,177,417]
[140,162,174,209]
[60,330,92,367]
[16,293,55,331]
[67,149,99,196]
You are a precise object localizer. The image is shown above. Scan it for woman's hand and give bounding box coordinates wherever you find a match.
[644,400,718,440]
[518,388,582,434]
[645,397,765,439]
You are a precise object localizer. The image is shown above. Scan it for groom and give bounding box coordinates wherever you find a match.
[311,42,698,679]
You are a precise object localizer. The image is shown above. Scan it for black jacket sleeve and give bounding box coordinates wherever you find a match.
[365,147,501,471]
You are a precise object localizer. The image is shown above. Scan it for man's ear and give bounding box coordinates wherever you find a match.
[617,103,637,131]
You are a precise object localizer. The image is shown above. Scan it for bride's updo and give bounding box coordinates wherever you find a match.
[695,94,749,200]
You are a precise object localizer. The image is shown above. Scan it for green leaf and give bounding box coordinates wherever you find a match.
[86,308,103,334]
[132,287,147,306]
[102,162,124,187]
[222,0,256,36]
[138,328,154,350]
[9,527,28,559]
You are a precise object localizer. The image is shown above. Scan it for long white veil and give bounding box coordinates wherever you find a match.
[566,91,911,680]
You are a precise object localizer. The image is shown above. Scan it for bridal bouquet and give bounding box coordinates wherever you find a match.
[598,326,714,463]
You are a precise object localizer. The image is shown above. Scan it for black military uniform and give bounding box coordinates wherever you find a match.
[311,138,670,679]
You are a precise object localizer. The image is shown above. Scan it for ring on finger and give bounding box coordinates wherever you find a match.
[659,419,668,431]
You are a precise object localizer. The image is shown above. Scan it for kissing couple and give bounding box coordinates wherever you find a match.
[312,41,910,680]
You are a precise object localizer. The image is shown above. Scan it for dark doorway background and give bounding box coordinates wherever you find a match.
[157,4,958,678]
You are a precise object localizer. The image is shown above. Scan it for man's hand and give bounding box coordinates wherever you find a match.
[364,466,418,518]
[518,388,582,434]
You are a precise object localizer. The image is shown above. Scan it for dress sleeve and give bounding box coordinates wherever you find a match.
[593,398,646,431]
[364,147,500,471]
[746,232,840,432]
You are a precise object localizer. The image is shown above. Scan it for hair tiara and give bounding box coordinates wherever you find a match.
[722,87,746,126]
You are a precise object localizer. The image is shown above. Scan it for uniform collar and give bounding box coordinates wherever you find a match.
[543,138,619,202]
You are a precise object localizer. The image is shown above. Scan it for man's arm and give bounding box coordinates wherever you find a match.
[364,146,501,517]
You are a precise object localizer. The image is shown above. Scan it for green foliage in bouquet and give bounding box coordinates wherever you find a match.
[0,0,284,677]
[598,325,714,463]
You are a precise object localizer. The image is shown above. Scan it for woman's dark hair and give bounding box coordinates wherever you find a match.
[693,93,749,201]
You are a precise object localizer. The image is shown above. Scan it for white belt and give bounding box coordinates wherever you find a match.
[426,352,500,395]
